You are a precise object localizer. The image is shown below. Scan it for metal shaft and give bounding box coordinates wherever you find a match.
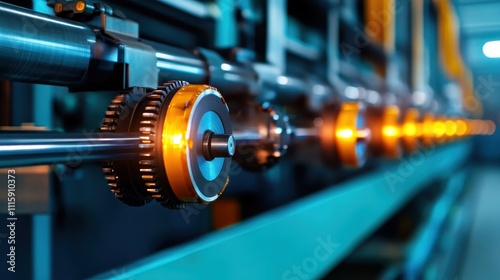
[293,127,320,142]
[233,127,320,144]
[202,132,235,160]
[0,132,142,168]
[232,130,263,146]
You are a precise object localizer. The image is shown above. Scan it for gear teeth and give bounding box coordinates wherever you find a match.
[102,167,112,173]
[142,112,158,119]
[139,160,154,165]
[147,189,160,193]
[101,94,147,206]
[107,104,121,110]
[139,127,154,133]
[149,94,162,100]
[105,174,117,180]
[101,94,126,199]
[139,143,155,149]
[101,81,190,208]
[136,81,190,208]
[144,106,159,112]
[140,168,156,172]
[111,95,125,102]
[141,174,156,180]
[105,111,119,117]
[103,118,116,123]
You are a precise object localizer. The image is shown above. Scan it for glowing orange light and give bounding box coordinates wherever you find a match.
[336,129,354,139]
[467,120,479,135]
[401,108,421,153]
[422,116,434,137]
[161,84,229,203]
[382,126,400,137]
[455,120,467,136]
[356,128,371,139]
[420,114,435,147]
[464,120,473,135]
[377,106,402,159]
[171,133,184,145]
[76,1,86,12]
[444,120,457,137]
[433,121,446,137]
[332,102,366,167]
[403,123,417,136]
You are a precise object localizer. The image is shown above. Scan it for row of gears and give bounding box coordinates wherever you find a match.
[99,81,490,209]
[98,79,370,208]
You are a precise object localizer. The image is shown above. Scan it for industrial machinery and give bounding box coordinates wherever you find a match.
[0,0,496,279]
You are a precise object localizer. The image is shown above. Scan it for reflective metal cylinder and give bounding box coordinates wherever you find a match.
[0,132,142,168]
[0,2,258,95]
[208,134,235,158]
[149,41,208,84]
[0,2,95,86]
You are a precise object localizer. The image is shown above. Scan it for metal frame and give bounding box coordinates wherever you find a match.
[92,142,471,280]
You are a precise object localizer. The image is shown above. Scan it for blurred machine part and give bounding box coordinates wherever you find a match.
[0,0,498,279]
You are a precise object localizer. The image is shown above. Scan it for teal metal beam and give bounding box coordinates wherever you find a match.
[404,170,467,280]
[91,142,471,280]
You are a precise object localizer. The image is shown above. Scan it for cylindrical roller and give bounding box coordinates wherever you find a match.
[161,84,232,204]
[432,116,447,144]
[381,106,402,158]
[366,105,402,159]
[202,132,235,160]
[231,103,292,170]
[195,47,258,96]
[0,132,141,168]
[148,41,208,85]
[232,130,264,144]
[420,113,435,147]
[0,2,297,99]
[321,102,369,168]
[336,102,370,167]
[0,2,94,86]
[485,120,496,135]
[293,127,320,142]
[320,103,341,166]
[209,134,235,158]
[401,108,421,153]
[455,119,468,138]
[444,118,458,141]
[0,3,251,94]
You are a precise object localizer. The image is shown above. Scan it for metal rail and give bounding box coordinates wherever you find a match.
[91,142,472,280]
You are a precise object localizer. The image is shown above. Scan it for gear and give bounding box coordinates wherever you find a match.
[100,81,232,208]
[135,81,189,208]
[101,88,150,206]
[100,82,188,208]
[232,103,291,171]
